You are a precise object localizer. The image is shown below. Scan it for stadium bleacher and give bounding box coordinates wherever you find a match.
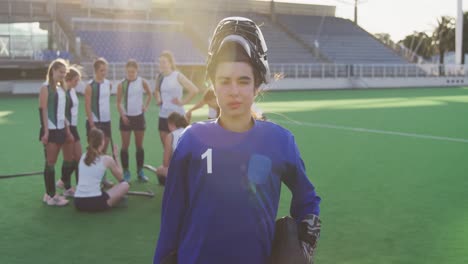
[249,13,319,63]
[76,30,204,63]
[278,15,408,64]
[2,0,418,80]
[72,11,409,65]
[181,11,319,64]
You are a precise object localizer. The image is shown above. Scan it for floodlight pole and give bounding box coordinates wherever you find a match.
[354,0,358,24]
[270,0,276,23]
[456,0,463,64]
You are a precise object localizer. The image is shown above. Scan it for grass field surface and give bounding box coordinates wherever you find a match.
[0,87,467,263]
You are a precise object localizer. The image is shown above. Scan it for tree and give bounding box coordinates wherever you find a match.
[433,16,455,66]
[399,32,434,60]
[375,33,392,46]
[461,11,468,64]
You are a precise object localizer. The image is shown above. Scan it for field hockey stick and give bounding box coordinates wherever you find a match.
[127,190,155,198]
[0,140,47,179]
[109,135,116,161]
[143,164,157,173]
[0,171,42,180]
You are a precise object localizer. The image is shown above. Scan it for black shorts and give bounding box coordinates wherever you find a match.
[74,192,110,212]
[86,120,112,138]
[120,114,146,131]
[39,127,66,144]
[69,126,81,142]
[158,117,169,132]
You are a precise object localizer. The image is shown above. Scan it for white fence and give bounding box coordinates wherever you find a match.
[268,63,468,79]
[81,63,468,82]
[81,62,160,81]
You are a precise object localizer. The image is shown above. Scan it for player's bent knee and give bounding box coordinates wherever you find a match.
[120,181,130,192]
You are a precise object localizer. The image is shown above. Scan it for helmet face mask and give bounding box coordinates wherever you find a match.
[207,17,270,86]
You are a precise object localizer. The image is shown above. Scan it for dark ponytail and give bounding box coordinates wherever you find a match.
[167,112,188,129]
[84,128,104,166]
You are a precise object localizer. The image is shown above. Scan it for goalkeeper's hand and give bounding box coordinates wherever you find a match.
[298,214,321,263]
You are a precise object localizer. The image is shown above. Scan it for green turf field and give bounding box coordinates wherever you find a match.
[1,87,467,263]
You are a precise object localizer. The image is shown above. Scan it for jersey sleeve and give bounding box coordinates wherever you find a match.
[281,133,321,222]
[153,131,191,263]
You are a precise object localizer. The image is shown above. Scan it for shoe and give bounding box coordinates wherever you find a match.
[137,169,148,183]
[43,194,69,206]
[101,179,114,189]
[43,193,49,203]
[63,187,75,198]
[43,193,68,202]
[123,170,131,182]
[56,179,65,189]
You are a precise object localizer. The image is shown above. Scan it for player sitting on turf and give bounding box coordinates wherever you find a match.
[74,128,129,212]
[153,112,188,185]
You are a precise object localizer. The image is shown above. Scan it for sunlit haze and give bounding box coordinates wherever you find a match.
[257,0,468,42]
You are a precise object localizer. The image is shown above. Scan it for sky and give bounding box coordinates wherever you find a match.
[261,0,468,42]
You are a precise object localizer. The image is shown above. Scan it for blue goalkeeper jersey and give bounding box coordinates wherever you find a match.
[154,119,321,264]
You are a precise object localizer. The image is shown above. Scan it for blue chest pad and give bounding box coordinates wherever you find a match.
[247,154,272,185]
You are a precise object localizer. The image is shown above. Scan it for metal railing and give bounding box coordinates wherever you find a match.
[70,17,184,32]
[81,62,159,81]
[51,20,69,52]
[80,62,468,82]
[268,63,468,78]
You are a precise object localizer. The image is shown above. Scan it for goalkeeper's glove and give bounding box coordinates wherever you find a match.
[298,214,321,263]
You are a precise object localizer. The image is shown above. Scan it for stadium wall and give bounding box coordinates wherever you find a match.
[267,77,467,90]
[5,77,466,95]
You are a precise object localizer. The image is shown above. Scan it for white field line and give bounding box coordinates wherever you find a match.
[274,119,468,144]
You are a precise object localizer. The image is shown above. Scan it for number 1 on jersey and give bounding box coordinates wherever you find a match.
[201,148,213,174]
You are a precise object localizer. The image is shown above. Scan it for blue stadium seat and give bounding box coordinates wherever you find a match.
[76,30,204,63]
[38,50,72,62]
[278,15,408,64]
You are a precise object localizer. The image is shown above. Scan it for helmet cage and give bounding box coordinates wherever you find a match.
[206,17,270,85]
